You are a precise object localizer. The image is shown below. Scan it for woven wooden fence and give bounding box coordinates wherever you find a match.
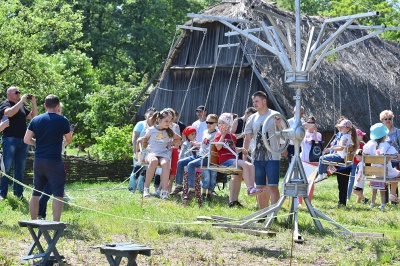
[22,153,132,184]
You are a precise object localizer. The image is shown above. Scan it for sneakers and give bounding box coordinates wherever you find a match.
[0,195,4,201]
[247,186,265,197]
[389,194,400,203]
[160,190,168,200]
[143,188,150,198]
[228,201,244,208]
[202,193,207,202]
[380,205,385,212]
[153,190,161,198]
[63,195,73,202]
[369,203,375,209]
[137,174,145,192]
[183,190,195,202]
[315,173,328,183]
[327,165,337,176]
[362,197,369,204]
[169,186,183,195]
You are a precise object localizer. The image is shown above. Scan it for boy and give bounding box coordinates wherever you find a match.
[171,114,219,202]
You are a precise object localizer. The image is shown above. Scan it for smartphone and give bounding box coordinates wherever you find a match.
[70,124,76,131]
[1,116,8,122]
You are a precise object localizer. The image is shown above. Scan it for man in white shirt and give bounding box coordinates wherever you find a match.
[192,105,207,143]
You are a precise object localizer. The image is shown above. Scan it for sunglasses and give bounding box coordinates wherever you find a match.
[13,91,20,94]
[307,121,315,124]
[383,118,392,121]
[206,121,216,125]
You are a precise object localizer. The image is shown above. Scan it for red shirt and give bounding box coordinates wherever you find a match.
[353,141,365,164]
[214,132,237,164]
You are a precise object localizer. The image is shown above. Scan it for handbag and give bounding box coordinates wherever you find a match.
[309,140,324,162]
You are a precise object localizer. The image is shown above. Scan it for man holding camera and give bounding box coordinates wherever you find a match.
[0,86,37,200]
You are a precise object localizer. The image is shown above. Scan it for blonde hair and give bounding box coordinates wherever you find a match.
[379,110,394,121]
[207,114,218,122]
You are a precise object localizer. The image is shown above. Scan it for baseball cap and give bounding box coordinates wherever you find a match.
[196,105,206,111]
[356,129,366,136]
[335,119,352,128]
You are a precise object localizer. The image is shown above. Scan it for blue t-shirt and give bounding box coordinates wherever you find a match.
[28,113,70,160]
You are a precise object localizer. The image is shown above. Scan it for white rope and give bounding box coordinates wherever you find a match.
[204,47,222,108]
[179,31,208,116]
[339,74,342,116]
[245,27,261,107]
[221,43,241,112]
[151,28,179,108]
[367,81,372,126]
[230,34,250,113]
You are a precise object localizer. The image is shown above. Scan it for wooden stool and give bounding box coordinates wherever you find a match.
[93,243,153,266]
[18,220,67,265]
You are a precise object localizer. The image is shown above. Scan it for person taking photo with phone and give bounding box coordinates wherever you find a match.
[0,86,37,200]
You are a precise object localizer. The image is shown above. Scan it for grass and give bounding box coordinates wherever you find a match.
[0,177,400,265]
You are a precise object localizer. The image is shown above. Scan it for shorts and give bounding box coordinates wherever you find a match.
[353,186,363,191]
[220,159,236,167]
[32,158,66,197]
[170,147,179,175]
[254,160,280,187]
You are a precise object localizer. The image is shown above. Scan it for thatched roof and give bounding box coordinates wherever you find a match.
[138,0,400,134]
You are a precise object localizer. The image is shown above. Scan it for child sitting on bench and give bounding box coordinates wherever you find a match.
[214,113,264,197]
[316,119,357,182]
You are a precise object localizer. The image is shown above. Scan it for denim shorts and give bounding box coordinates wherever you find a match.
[253,160,280,187]
[220,159,236,167]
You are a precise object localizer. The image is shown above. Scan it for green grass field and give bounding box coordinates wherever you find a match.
[0,177,399,265]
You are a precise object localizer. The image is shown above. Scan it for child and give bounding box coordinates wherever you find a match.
[352,149,369,204]
[179,126,203,205]
[215,113,264,197]
[316,119,357,182]
[364,123,400,210]
[170,114,219,203]
[138,109,181,200]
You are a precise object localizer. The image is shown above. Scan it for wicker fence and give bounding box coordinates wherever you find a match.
[22,153,132,184]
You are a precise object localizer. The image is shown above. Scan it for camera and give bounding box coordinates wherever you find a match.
[27,94,33,100]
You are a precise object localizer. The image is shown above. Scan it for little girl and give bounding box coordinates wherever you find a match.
[138,109,181,200]
[316,119,357,181]
[352,149,369,204]
[215,113,264,197]
[364,123,400,210]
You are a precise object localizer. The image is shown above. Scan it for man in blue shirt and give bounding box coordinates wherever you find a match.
[24,95,72,221]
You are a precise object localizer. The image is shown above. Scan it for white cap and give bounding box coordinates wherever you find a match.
[218,113,233,127]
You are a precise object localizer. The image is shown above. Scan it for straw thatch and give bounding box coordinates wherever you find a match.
[136,0,400,135]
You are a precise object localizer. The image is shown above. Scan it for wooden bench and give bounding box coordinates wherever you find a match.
[92,243,153,266]
[204,142,243,175]
[362,155,400,182]
[19,220,67,265]
[322,145,355,167]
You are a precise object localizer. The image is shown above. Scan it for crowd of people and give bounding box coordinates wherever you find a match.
[1,86,399,224]
[130,91,400,211]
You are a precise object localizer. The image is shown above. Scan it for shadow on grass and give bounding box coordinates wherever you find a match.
[157,225,214,240]
[4,196,30,215]
[241,246,289,259]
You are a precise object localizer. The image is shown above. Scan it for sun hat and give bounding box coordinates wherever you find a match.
[356,129,366,136]
[335,119,352,128]
[369,123,389,140]
[182,126,197,137]
[218,113,233,127]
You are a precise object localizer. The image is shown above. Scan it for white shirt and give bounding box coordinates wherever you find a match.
[192,120,207,143]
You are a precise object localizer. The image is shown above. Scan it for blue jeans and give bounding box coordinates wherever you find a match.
[176,155,208,188]
[347,163,357,200]
[318,154,344,175]
[0,137,29,198]
[38,184,53,219]
[201,169,217,190]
